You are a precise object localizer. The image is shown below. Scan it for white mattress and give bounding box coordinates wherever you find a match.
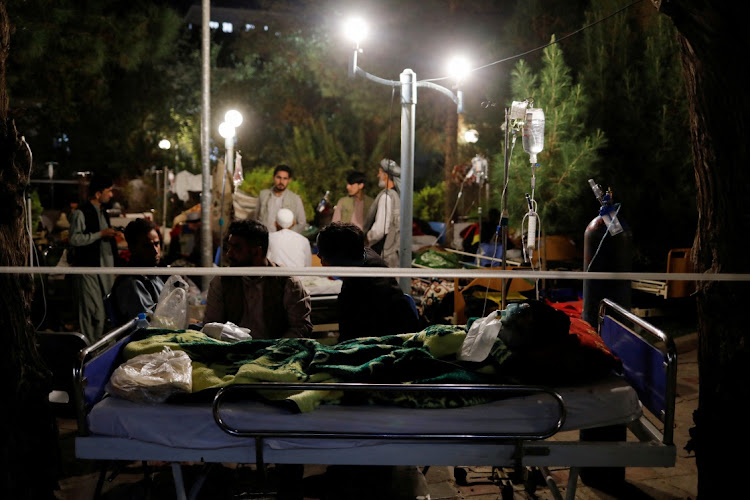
[87,375,641,452]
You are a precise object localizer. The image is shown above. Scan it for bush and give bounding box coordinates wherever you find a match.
[413,183,445,222]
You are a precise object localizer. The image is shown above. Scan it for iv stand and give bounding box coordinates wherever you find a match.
[500,108,510,310]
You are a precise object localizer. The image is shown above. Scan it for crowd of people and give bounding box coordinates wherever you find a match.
[67,158,413,344]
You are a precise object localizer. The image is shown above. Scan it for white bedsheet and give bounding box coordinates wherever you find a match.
[300,275,342,296]
[87,375,641,452]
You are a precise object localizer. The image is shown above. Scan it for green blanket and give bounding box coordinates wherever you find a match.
[122,324,513,413]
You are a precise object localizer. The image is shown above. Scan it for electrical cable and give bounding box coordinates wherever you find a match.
[419,0,644,84]
[21,137,49,330]
[586,203,622,272]
[429,178,467,247]
[375,86,398,263]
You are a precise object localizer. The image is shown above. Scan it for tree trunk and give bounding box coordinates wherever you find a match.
[0,3,58,498]
[655,1,750,497]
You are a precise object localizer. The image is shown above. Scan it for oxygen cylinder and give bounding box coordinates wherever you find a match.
[582,186,633,328]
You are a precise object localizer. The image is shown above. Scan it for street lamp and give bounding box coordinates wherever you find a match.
[345,17,465,291]
[217,109,243,262]
[158,139,171,231]
[464,129,479,143]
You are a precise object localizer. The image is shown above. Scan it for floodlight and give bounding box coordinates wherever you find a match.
[464,129,479,143]
[447,56,471,83]
[344,17,368,45]
[218,122,236,139]
[225,109,243,128]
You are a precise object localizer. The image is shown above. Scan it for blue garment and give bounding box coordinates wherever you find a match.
[110,274,165,325]
[477,242,503,267]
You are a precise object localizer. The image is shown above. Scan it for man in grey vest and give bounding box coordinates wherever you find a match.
[363,159,401,267]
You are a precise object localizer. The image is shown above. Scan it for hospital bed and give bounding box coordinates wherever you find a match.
[73,298,676,499]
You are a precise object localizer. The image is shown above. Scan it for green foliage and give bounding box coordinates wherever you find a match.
[492,38,607,239]
[414,183,446,222]
[8,0,187,178]
[29,190,44,227]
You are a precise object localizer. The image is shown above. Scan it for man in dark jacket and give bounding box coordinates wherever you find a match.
[68,175,122,342]
[316,222,420,343]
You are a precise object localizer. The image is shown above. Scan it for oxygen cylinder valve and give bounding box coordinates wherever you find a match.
[588,178,623,236]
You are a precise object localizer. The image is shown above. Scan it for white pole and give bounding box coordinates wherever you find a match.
[200,0,212,281]
[162,166,168,231]
[399,69,416,292]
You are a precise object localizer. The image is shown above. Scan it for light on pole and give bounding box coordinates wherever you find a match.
[158,139,171,232]
[345,17,465,291]
[217,110,242,262]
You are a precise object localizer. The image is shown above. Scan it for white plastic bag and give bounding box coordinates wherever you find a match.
[202,321,252,342]
[458,310,503,362]
[151,275,189,330]
[106,346,192,404]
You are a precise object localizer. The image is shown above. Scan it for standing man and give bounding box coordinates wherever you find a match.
[254,164,307,234]
[267,208,312,269]
[363,159,401,268]
[204,219,313,339]
[68,175,122,343]
[109,218,165,325]
[331,170,374,230]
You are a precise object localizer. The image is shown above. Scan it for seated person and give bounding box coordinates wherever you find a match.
[316,222,420,343]
[166,210,202,266]
[267,208,312,268]
[109,218,165,324]
[203,219,313,339]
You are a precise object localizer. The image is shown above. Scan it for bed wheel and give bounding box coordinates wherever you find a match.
[501,481,514,500]
[453,467,468,486]
[523,467,545,494]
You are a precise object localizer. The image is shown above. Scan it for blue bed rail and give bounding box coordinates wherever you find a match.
[72,317,143,434]
[598,298,677,445]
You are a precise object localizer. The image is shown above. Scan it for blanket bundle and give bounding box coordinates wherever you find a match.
[119,300,621,413]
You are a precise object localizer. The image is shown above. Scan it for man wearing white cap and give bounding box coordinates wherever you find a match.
[267,208,312,269]
[362,158,401,267]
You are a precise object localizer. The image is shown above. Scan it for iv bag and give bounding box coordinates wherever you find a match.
[233,152,243,188]
[523,108,545,164]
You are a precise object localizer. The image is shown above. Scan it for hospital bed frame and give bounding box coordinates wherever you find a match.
[73,298,676,499]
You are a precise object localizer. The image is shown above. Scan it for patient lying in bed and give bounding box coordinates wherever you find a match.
[108,299,621,412]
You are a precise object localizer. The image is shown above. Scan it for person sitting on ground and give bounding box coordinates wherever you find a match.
[109,218,165,325]
[166,210,202,266]
[204,219,313,339]
[267,208,312,269]
[316,222,420,343]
